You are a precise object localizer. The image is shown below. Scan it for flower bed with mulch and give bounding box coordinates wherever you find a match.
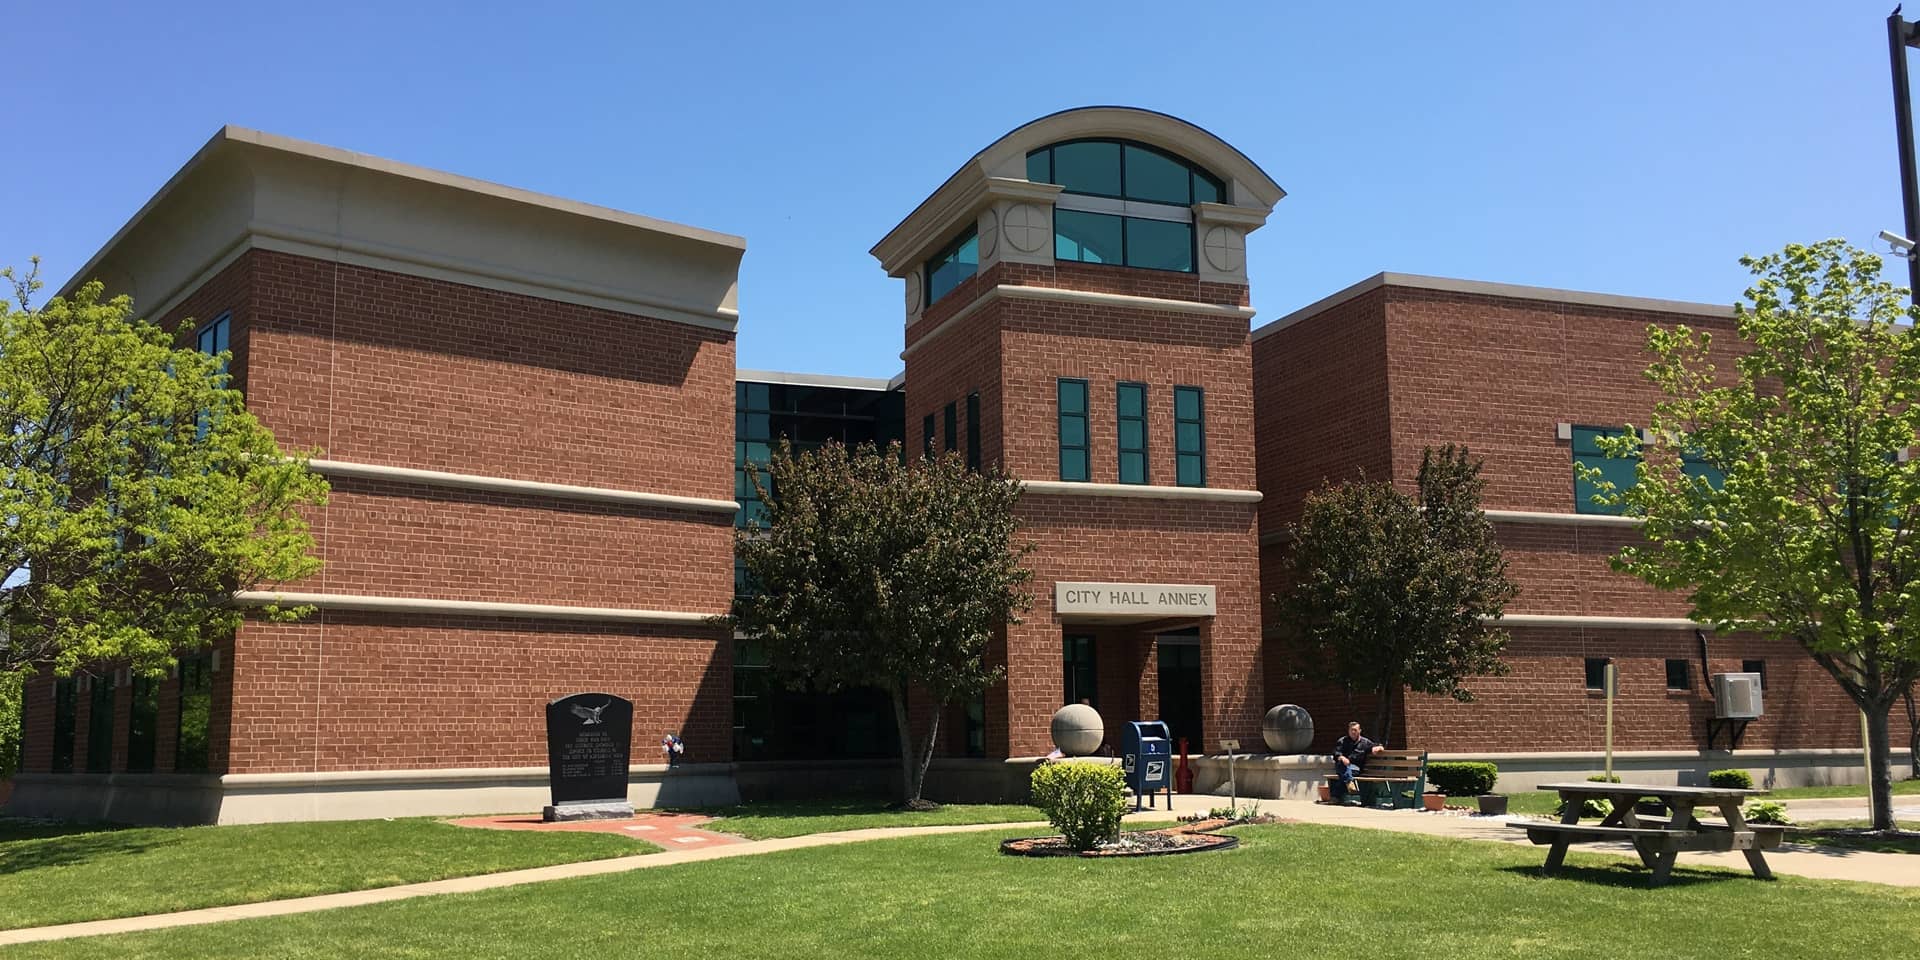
[999,818,1250,858]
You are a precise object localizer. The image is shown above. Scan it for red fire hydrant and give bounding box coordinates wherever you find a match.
[1175,737,1196,794]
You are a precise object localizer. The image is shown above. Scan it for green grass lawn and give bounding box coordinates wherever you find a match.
[0,817,654,931]
[1458,779,1920,819]
[1787,820,1920,854]
[15,821,1919,959]
[692,799,1043,839]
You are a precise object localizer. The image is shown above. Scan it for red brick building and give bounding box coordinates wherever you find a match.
[7,110,1906,823]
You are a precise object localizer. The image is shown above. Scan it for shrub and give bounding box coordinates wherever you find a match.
[1030,761,1128,851]
[1556,774,1620,819]
[1708,769,1755,790]
[1743,800,1792,825]
[1427,761,1498,797]
[0,671,19,780]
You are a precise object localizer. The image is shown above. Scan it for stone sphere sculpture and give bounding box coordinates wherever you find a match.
[1050,703,1105,757]
[1263,704,1314,754]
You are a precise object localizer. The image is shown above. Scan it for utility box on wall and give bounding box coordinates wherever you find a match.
[1712,673,1765,719]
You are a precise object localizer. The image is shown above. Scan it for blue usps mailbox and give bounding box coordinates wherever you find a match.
[1121,720,1173,810]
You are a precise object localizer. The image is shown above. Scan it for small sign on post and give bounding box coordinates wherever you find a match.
[1220,739,1241,811]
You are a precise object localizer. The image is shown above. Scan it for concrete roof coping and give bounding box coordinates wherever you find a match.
[61,125,745,298]
[735,369,898,391]
[1252,271,1738,342]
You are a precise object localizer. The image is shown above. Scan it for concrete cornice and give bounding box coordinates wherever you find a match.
[232,591,724,625]
[871,177,1062,277]
[1484,509,1645,528]
[1021,480,1262,503]
[1491,613,1702,630]
[901,284,1257,359]
[62,125,744,337]
[736,369,897,392]
[307,459,740,514]
[1252,271,1737,342]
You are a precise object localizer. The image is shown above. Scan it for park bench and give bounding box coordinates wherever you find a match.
[1324,748,1427,809]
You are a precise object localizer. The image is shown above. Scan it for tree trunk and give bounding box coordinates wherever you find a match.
[1373,684,1397,747]
[1866,703,1897,832]
[887,688,945,806]
[1905,685,1919,781]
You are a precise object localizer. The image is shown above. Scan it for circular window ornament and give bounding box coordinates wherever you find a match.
[1202,226,1245,274]
[979,209,1000,260]
[1004,203,1048,254]
[904,273,922,314]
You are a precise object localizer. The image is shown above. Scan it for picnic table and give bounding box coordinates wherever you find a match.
[1510,782,1783,887]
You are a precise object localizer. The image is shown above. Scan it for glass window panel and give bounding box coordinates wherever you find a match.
[51,678,75,773]
[1117,384,1144,418]
[1125,218,1193,272]
[1054,210,1122,265]
[1572,427,1637,515]
[1051,141,1122,196]
[1175,387,1202,422]
[1193,173,1222,205]
[1060,417,1086,448]
[745,383,770,409]
[1061,449,1088,483]
[1058,380,1086,414]
[1177,455,1203,487]
[176,655,211,774]
[1176,422,1202,451]
[87,677,114,773]
[745,441,770,464]
[745,414,769,439]
[1666,659,1691,690]
[944,402,958,452]
[1119,419,1144,450]
[1026,149,1050,183]
[1120,452,1146,485]
[1585,658,1609,690]
[1124,145,1192,205]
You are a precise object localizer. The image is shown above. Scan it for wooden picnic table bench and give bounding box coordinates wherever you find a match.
[1324,748,1427,809]
[1510,782,1778,886]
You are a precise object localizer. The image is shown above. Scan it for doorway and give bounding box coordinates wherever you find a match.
[1156,631,1203,755]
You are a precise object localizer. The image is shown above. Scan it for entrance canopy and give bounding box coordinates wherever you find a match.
[1054,581,1217,625]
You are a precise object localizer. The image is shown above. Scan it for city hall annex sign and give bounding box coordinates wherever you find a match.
[1054,582,1217,618]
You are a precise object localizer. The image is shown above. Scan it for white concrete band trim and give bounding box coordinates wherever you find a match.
[307,458,740,514]
[1427,748,1913,762]
[221,763,728,787]
[1492,613,1702,630]
[1484,509,1645,528]
[1021,479,1263,503]
[232,591,722,625]
[250,225,740,334]
[1252,271,1735,342]
[901,283,1257,359]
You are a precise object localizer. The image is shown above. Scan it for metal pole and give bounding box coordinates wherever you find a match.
[1604,661,1617,782]
[1890,10,1920,302]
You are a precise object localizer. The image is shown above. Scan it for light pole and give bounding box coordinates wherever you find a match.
[1888,7,1920,302]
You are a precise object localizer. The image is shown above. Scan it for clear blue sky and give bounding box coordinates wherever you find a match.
[7,1,1914,378]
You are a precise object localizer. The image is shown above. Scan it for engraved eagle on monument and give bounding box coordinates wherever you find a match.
[543,692,635,821]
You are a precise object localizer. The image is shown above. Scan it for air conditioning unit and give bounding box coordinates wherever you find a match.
[1713,673,1764,719]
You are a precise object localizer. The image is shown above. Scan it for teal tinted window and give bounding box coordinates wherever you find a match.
[127,675,159,773]
[176,654,211,773]
[1117,382,1147,485]
[195,313,231,372]
[1051,141,1122,197]
[1125,219,1193,272]
[1174,386,1205,487]
[1193,172,1222,204]
[1124,144,1192,205]
[1573,426,1639,515]
[86,675,115,773]
[1026,150,1050,183]
[1682,449,1724,488]
[1058,378,1089,482]
[924,226,979,306]
[944,402,958,452]
[1055,210,1122,264]
[51,677,75,773]
[1063,634,1098,708]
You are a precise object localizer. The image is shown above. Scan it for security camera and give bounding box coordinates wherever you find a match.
[1880,229,1918,260]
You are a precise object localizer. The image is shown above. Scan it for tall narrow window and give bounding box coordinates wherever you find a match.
[1058,379,1089,482]
[922,414,936,459]
[923,226,979,306]
[965,392,981,471]
[51,677,76,773]
[86,674,116,773]
[1116,382,1148,484]
[1174,386,1205,487]
[1573,426,1638,515]
[735,382,773,529]
[176,653,212,774]
[943,402,958,453]
[1063,634,1098,708]
[127,674,159,773]
[195,312,231,367]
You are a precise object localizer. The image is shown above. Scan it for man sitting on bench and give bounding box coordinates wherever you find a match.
[1331,721,1385,804]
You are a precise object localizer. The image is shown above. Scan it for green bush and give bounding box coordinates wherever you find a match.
[1708,769,1755,790]
[1030,761,1128,851]
[1556,774,1621,820]
[0,670,20,780]
[1427,761,1498,797]
[1743,800,1792,825]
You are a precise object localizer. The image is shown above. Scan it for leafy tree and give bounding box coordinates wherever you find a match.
[1595,240,1920,831]
[1277,446,1516,742]
[730,440,1031,805]
[0,669,18,779]
[1,261,327,694]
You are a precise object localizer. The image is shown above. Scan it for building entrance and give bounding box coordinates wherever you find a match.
[1156,631,1203,754]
